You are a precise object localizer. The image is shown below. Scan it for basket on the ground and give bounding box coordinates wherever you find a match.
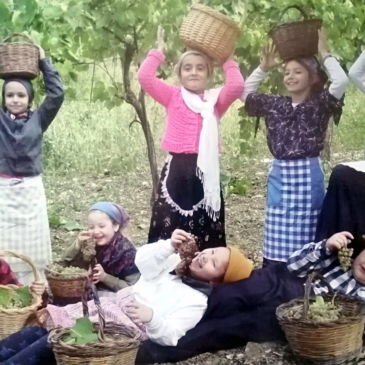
[0,33,39,79]
[49,282,140,365]
[276,272,365,365]
[0,251,43,340]
[269,6,322,61]
[180,4,245,65]
[45,262,88,301]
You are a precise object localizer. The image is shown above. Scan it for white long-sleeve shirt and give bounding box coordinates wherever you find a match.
[133,239,208,346]
[349,50,365,94]
[240,57,348,103]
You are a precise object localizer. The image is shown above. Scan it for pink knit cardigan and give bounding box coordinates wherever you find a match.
[138,49,244,154]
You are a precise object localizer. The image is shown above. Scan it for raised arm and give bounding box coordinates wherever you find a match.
[323,57,348,100]
[37,47,64,132]
[137,27,175,107]
[349,50,365,94]
[215,58,244,117]
[239,66,267,102]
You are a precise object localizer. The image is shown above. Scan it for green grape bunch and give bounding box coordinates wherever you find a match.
[81,239,97,263]
[308,296,342,322]
[338,246,354,271]
[48,263,87,279]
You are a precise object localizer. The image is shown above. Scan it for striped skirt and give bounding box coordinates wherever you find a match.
[264,157,325,262]
[0,175,51,285]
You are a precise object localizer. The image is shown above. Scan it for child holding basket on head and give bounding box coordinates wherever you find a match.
[240,28,348,267]
[0,45,64,285]
[138,27,244,250]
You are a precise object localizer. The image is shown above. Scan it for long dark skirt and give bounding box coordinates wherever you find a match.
[148,153,226,250]
[136,263,305,364]
[316,164,365,256]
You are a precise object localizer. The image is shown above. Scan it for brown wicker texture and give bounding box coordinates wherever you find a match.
[0,33,39,80]
[0,251,42,340]
[269,6,322,61]
[45,262,88,299]
[49,283,140,365]
[180,4,245,65]
[276,272,365,364]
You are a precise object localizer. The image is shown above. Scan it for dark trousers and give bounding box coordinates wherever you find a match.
[0,327,55,365]
[136,263,305,364]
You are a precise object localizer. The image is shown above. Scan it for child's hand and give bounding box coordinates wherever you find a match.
[126,300,153,325]
[78,231,92,247]
[326,232,354,252]
[318,27,329,58]
[157,26,166,54]
[92,264,106,283]
[38,46,46,60]
[171,229,191,250]
[260,43,281,72]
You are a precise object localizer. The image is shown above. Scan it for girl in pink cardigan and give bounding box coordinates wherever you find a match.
[138,27,244,250]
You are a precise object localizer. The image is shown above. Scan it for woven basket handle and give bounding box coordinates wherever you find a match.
[0,250,41,282]
[2,33,35,44]
[82,281,106,342]
[303,271,335,318]
[279,5,309,22]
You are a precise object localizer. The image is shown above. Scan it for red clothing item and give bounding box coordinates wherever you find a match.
[0,258,21,286]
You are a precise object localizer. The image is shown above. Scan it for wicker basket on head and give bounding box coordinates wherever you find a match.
[269,6,322,61]
[49,282,140,365]
[45,262,88,301]
[180,3,246,65]
[0,251,43,340]
[0,33,39,80]
[276,272,365,365]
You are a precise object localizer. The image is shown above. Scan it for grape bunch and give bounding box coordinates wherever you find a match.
[338,246,354,271]
[308,296,342,322]
[175,235,199,277]
[81,239,97,263]
[48,263,87,279]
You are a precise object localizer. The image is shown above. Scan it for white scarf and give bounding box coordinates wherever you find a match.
[181,86,222,221]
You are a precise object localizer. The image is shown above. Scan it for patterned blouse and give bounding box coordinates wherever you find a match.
[245,89,343,160]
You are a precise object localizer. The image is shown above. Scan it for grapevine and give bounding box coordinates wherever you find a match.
[47,263,87,279]
[338,246,354,271]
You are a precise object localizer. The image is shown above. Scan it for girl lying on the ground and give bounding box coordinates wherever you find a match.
[63,202,140,293]
[0,229,253,365]
[136,231,365,364]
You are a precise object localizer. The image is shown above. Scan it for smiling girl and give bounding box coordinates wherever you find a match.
[138,27,244,249]
[240,28,348,267]
[63,202,140,293]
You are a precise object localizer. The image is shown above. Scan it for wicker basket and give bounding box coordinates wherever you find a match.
[45,262,88,300]
[0,251,43,340]
[0,33,39,80]
[49,283,140,365]
[276,272,365,365]
[269,6,322,61]
[180,3,246,65]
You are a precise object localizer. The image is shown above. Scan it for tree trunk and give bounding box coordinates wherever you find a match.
[320,117,334,161]
[122,44,159,206]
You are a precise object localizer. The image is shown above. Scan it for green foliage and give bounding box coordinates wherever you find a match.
[0,286,33,309]
[65,317,99,345]
[221,174,250,197]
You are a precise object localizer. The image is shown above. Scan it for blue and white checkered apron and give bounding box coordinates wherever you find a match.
[264,157,325,262]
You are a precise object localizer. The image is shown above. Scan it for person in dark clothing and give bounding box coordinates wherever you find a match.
[0,45,64,285]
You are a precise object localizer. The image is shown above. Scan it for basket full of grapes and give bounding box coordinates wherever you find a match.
[45,262,88,302]
[276,272,365,365]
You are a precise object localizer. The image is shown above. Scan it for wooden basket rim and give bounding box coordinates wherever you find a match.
[276,293,365,327]
[190,4,241,33]
[0,284,42,314]
[269,18,322,36]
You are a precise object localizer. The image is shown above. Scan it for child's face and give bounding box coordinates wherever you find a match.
[4,82,29,115]
[189,247,230,283]
[352,249,365,285]
[87,210,119,246]
[284,60,311,96]
[179,54,209,94]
